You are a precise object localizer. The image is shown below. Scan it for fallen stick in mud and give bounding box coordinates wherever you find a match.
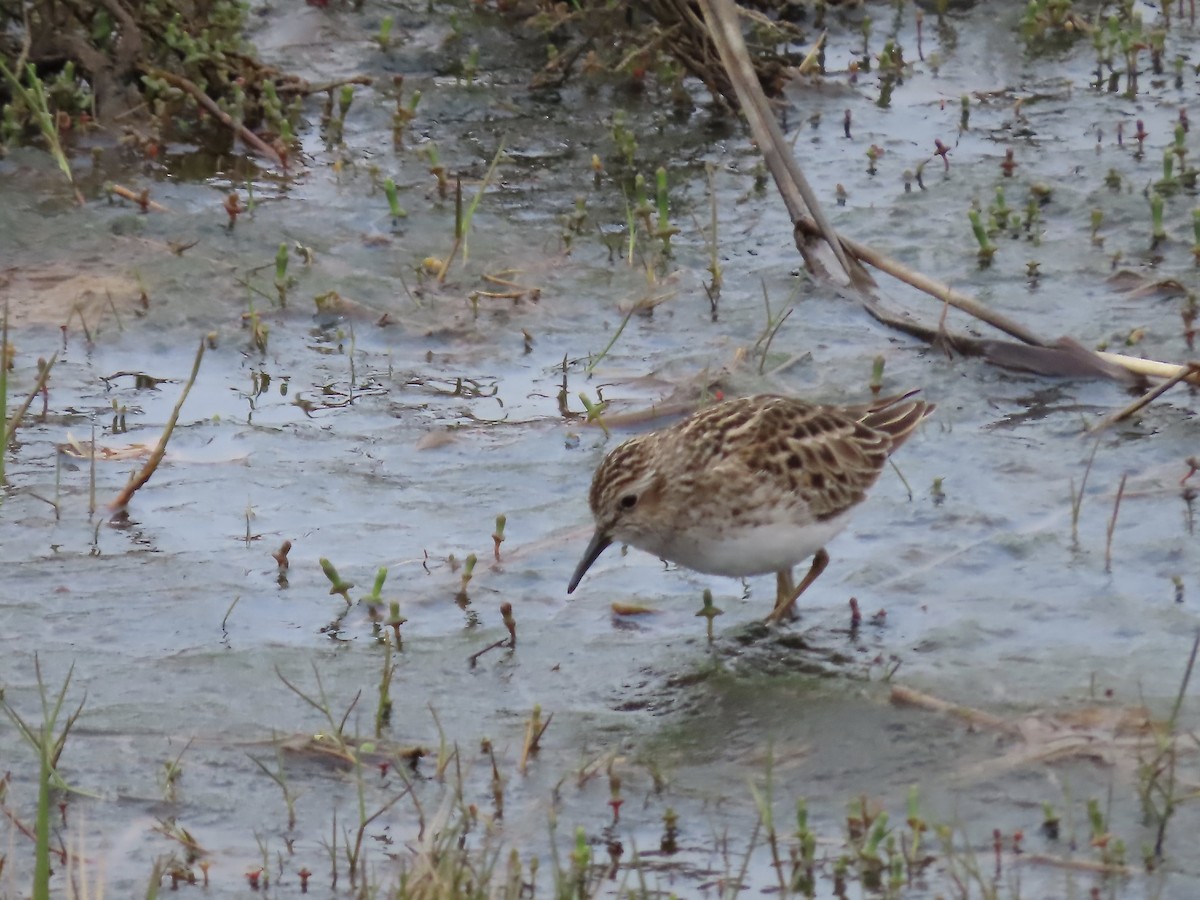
[108,337,204,515]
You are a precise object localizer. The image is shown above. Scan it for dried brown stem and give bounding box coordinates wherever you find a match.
[889,684,1018,734]
[4,353,57,453]
[108,338,204,514]
[144,68,284,168]
[1089,362,1200,433]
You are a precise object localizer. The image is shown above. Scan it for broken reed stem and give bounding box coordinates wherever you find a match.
[4,352,58,453]
[889,684,1017,733]
[1105,473,1128,573]
[1089,362,1200,433]
[109,338,205,514]
[108,184,170,213]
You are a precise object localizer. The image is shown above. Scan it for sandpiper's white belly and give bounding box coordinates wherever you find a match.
[650,510,853,577]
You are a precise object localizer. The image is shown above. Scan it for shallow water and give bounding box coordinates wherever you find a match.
[2,0,1199,896]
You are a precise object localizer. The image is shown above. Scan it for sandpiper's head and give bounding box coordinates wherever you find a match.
[567,436,664,593]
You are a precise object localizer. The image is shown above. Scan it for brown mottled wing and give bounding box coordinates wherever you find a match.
[667,395,931,520]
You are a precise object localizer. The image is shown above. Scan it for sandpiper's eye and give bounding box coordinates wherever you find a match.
[619,493,638,510]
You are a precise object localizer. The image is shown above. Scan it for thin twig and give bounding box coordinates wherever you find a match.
[108,338,204,513]
[1089,362,1200,433]
[144,68,284,168]
[1105,473,1127,573]
[4,353,57,452]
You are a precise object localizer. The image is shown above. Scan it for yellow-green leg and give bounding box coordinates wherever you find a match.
[766,548,830,624]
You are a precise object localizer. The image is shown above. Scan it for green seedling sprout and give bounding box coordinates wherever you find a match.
[375,640,395,735]
[320,558,354,605]
[608,766,623,823]
[0,61,83,204]
[968,208,996,263]
[870,354,885,394]
[518,704,551,773]
[959,93,970,130]
[1091,208,1104,245]
[866,143,882,175]
[492,513,506,561]
[633,172,653,234]
[794,798,817,892]
[338,84,355,119]
[570,826,591,889]
[992,185,1010,230]
[577,391,609,436]
[360,567,387,609]
[864,810,890,861]
[695,588,723,642]
[611,110,637,167]
[383,177,406,220]
[376,15,394,51]
[1150,191,1167,244]
[274,242,289,305]
[392,80,421,145]
[1,658,91,900]
[458,552,477,601]
[1192,209,1200,262]
[1161,147,1178,189]
[463,46,479,86]
[654,167,679,252]
[386,601,407,646]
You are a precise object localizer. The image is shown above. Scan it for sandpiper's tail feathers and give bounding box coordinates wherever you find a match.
[857,390,935,452]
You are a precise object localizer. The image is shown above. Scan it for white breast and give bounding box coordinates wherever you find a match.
[643,510,853,577]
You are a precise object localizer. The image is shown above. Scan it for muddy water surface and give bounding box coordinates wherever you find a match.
[2,1,1199,896]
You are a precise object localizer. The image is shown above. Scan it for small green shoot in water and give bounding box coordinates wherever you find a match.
[992,185,1010,230]
[577,392,609,436]
[360,567,387,609]
[375,15,394,52]
[968,208,996,264]
[1160,147,1177,189]
[654,167,679,252]
[423,143,448,198]
[695,589,723,642]
[1091,208,1104,246]
[633,172,653,235]
[383,177,406,220]
[338,84,355,119]
[274,242,288,284]
[870,354,885,394]
[1150,191,1167,245]
[611,110,637,168]
[1192,209,1200,262]
[274,242,289,305]
[392,78,421,145]
[492,513,506,561]
[457,552,477,602]
[320,558,354,604]
[463,46,479,86]
[386,601,407,646]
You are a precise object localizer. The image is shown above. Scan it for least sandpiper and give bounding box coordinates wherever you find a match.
[567,392,934,623]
